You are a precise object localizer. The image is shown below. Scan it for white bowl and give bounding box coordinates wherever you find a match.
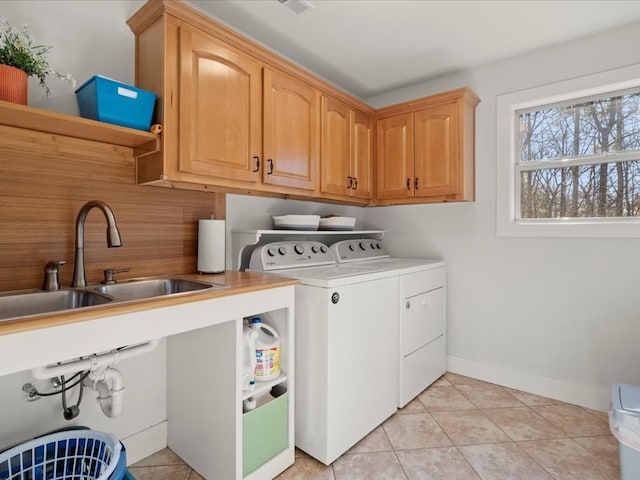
[273,215,320,230]
[318,216,356,231]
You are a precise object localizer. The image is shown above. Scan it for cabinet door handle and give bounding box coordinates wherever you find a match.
[406,300,411,309]
[347,176,353,189]
[406,178,411,190]
[353,177,358,190]
[267,158,274,175]
[252,156,260,172]
[415,177,419,189]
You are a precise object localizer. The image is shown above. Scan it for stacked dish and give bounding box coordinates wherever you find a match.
[319,216,356,231]
[273,215,320,230]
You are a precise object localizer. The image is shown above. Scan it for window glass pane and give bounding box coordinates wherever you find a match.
[519,160,640,218]
[518,92,640,163]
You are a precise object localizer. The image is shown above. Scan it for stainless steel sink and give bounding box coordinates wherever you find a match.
[0,289,113,322]
[0,276,227,323]
[92,276,227,302]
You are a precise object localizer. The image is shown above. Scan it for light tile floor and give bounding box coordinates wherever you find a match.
[130,373,620,480]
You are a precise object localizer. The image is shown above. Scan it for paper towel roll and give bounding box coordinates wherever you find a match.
[198,219,225,273]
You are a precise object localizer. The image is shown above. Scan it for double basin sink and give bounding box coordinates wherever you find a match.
[0,277,229,323]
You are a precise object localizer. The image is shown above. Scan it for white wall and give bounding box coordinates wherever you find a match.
[361,22,640,410]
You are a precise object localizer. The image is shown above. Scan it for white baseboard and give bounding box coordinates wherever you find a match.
[447,355,610,412]
[121,421,168,466]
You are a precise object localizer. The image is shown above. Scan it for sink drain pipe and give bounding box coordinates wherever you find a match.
[87,366,124,418]
[30,339,159,418]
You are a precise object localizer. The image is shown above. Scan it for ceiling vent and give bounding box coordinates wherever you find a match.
[277,0,314,15]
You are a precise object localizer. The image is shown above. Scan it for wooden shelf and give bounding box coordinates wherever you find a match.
[0,100,158,148]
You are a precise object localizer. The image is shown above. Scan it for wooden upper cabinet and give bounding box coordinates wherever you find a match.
[178,25,262,183]
[321,95,351,196]
[128,1,323,197]
[128,1,478,206]
[350,110,373,200]
[413,101,459,197]
[263,68,319,191]
[375,88,479,205]
[376,112,414,200]
[321,95,373,202]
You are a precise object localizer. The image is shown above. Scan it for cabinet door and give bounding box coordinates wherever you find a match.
[414,101,459,197]
[263,68,319,191]
[321,95,351,196]
[376,113,414,200]
[178,25,262,183]
[350,110,373,200]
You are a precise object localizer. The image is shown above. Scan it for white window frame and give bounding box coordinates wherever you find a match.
[496,63,640,238]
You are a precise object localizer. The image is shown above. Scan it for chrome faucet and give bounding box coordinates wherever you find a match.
[72,200,123,287]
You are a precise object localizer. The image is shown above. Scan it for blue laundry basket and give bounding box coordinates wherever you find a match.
[0,430,122,480]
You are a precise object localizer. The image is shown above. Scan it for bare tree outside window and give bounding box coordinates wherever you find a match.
[517,91,640,219]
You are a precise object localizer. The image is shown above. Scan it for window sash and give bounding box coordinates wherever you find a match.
[516,158,640,221]
[516,85,640,116]
[515,91,640,166]
[515,150,640,172]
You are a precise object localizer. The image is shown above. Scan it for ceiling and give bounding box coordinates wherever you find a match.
[188,0,640,100]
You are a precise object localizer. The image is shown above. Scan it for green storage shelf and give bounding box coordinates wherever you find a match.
[242,391,288,477]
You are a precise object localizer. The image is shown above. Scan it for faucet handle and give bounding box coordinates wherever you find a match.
[43,261,66,291]
[101,268,131,285]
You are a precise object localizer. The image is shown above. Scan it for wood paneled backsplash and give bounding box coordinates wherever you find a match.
[0,124,222,292]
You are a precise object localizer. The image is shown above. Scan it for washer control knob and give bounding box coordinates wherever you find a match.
[359,242,366,251]
[376,242,382,249]
[348,244,355,251]
[294,244,305,255]
[266,247,276,257]
[278,246,287,256]
[320,245,328,253]
[311,245,319,254]
[370,243,376,249]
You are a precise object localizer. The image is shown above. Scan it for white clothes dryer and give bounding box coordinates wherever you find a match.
[330,239,447,407]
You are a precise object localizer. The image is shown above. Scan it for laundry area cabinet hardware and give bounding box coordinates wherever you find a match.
[375,87,480,205]
[320,94,373,204]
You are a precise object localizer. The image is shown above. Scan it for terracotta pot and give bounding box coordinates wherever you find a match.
[0,64,28,104]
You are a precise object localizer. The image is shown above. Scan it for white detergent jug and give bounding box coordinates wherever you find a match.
[250,317,280,382]
[242,325,258,391]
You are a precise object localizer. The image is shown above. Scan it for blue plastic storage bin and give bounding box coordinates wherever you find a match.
[75,75,156,131]
[0,430,122,480]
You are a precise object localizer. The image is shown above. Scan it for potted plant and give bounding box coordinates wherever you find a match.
[0,18,75,104]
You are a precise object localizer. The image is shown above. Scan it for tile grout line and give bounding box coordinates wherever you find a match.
[422,397,485,480]
[443,379,548,480]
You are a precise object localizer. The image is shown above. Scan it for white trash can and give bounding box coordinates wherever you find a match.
[610,383,640,479]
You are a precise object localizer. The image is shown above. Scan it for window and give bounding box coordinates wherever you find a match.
[497,64,640,237]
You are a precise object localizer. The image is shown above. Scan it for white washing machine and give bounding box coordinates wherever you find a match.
[331,239,447,407]
[248,241,399,465]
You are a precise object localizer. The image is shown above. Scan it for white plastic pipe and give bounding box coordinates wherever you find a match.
[30,339,159,380]
[90,367,124,418]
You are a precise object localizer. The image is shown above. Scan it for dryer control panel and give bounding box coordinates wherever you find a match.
[330,239,390,263]
[249,241,336,271]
